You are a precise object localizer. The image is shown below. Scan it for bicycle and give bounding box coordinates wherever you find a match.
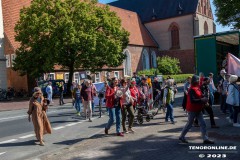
[151,90,166,117]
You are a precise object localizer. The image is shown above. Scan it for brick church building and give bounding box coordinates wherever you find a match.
[0,0,215,92]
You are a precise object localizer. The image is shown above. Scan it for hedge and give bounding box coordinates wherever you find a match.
[163,74,193,83]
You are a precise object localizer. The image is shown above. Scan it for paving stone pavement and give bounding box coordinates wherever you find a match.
[37,100,240,160]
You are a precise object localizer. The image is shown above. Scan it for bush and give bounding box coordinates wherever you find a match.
[157,56,181,75]
[138,68,159,76]
[163,74,193,83]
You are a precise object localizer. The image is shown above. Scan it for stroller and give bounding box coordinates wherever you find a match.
[134,99,153,124]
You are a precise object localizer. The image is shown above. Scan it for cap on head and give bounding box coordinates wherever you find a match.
[229,75,238,83]
[220,69,226,74]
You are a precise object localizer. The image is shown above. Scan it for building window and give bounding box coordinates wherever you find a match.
[5,55,10,68]
[151,51,157,68]
[170,25,180,49]
[114,71,119,79]
[105,71,110,80]
[74,72,80,84]
[65,73,69,83]
[204,21,208,35]
[48,73,55,80]
[142,49,150,70]
[95,72,101,83]
[124,50,131,76]
[11,54,16,67]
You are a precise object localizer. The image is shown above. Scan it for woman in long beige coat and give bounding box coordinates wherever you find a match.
[27,90,52,146]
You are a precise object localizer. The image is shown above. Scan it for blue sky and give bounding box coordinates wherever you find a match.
[98,0,231,32]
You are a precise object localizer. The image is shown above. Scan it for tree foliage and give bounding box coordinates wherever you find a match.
[157,56,181,75]
[14,0,129,90]
[213,0,240,29]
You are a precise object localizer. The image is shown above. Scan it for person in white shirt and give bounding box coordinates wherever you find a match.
[46,81,53,104]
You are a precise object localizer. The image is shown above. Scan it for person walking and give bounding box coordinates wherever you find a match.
[152,77,161,101]
[179,75,214,144]
[163,79,176,124]
[71,82,77,107]
[120,79,135,134]
[58,81,65,105]
[226,75,240,127]
[105,77,124,136]
[182,76,191,112]
[90,81,97,115]
[194,77,219,128]
[46,81,53,104]
[74,84,82,116]
[218,69,227,114]
[81,80,93,122]
[208,73,217,105]
[28,88,52,146]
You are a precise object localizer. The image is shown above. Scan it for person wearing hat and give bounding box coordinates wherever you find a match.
[218,69,227,114]
[226,75,240,127]
[194,77,219,128]
[179,75,214,144]
[27,89,52,146]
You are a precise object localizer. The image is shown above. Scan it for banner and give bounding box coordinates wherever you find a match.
[227,53,240,77]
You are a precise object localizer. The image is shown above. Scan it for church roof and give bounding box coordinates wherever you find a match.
[2,0,157,51]
[109,0,199,23]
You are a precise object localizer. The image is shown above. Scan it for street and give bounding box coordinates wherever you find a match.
[0,103,109,160]
[0,88,239,160]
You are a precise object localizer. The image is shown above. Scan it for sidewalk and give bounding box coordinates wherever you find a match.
[37,104,240,160]
[0,98,72,112]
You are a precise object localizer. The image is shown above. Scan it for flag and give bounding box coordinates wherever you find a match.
[228,53,240,77]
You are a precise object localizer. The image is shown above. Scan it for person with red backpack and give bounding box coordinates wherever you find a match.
[179,75,214,144]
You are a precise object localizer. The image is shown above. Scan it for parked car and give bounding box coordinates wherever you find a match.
[37,80,67,97]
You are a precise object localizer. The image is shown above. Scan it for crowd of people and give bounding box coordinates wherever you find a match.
[27,69,240,146]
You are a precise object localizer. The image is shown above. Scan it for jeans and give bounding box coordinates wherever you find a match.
[227,104,234,120]
[75,99,81,112]
[59,92,64,105]
[47,92,52,103]
[106,106,121,133]
[165,103,174,122]
[233,106,240,123]
[180,111,208,141]
[220,94,227,113]
[92,102,95,113]
[194,105,216,126]
[209,92,214,106]
[121,105,134,131]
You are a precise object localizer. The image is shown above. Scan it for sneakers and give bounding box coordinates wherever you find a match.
[89,119,92,122]
[171,121,177,124]
[117,132,124,137]
[104,128,109,135]
[123,130,129,134]
[39,140,45,146]
[179,137,188,144]
[203,139,214,144]
[77,112,80,116]
[233,123,240,127]
[128,128,135,133]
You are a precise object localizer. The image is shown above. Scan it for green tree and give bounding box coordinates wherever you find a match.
[14,0,129,92]
[157,56,181,75]
[213,0,240,29]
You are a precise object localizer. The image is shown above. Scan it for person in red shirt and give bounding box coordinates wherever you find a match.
[104,77,124,137]
[179,75,214,144]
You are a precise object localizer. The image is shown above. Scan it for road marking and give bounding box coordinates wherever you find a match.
[0,152,6,156]
[0,115,27,121]
[65,122,78,126]
[53,126,65,130]
[0,139,17,144]
[19,134,34,139]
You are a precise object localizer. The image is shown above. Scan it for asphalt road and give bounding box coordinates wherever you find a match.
[0,86,184,160]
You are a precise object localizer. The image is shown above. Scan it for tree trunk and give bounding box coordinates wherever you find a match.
[67,64,74,95]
